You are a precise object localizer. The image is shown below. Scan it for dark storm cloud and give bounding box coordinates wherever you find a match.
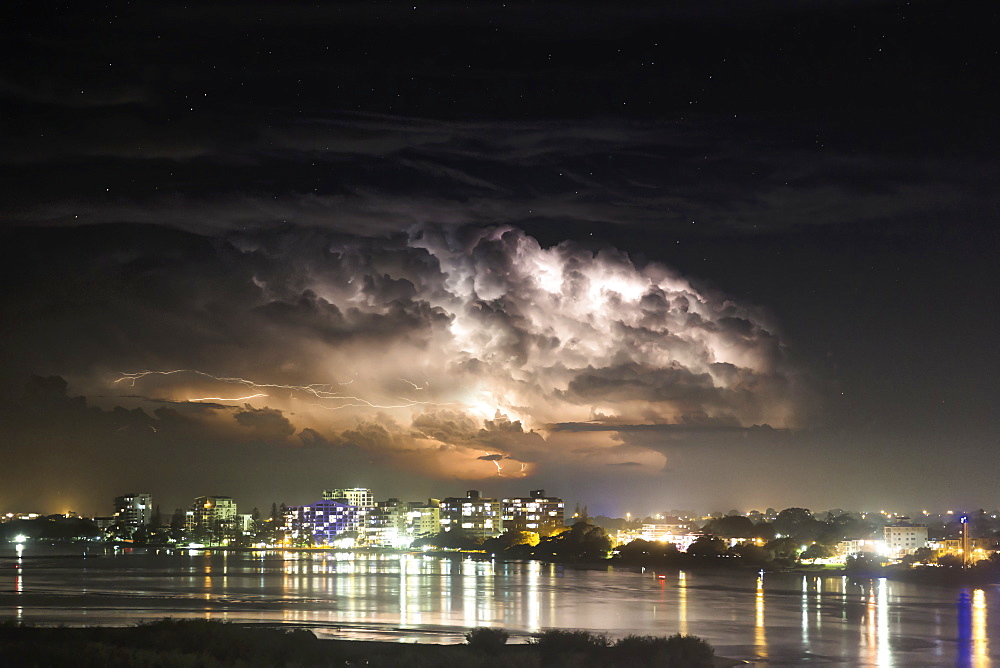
[6,0,992,244]
[562,364,719,404]
[10,112,992,256]
[548,422,776,435]
[0,76,148,109]
[233,405,296,441]
[411,410,480,443]
[253,289,450,345]
[297,427,330,448]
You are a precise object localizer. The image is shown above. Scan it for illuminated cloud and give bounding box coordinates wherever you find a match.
[2,223,801,486]
[52,224,794,477]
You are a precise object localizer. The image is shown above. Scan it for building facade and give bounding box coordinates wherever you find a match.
[501,490,565,535]
[113,493,152,527]
[639,523,689,542]
[284,500,361,546]
[366,498,409,547]
[362,499,443,547]
[322,488,374,508]
[440,490,503,540]
[883,523,928,557]
[186,496,238,542]
[406,500,441,539]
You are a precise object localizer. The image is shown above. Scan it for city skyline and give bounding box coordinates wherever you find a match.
[1,1,997,516]
[4,482,997,528]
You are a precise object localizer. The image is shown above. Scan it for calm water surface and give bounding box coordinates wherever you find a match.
[1,546,997,666]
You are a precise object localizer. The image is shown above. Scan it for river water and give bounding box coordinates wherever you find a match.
[1,546,996,666]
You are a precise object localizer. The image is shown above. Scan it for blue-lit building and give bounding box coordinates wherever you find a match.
[311,499,360,544]
[283,500,360,546]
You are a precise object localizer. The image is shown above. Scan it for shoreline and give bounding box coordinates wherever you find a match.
[0,619,744,667]
[8,542,999,587]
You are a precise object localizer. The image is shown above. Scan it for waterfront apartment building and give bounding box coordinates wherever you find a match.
[501,490,565,535]
[310,499,361,545]
[406,500,441,539]
[639,523,690,543]
[883,523,928,557]
[440,490,502,540]
[186,496,238,540]
[366,498,409,547]
[113,493,152,527]
[363,499,443,547]
[284,500,361,546]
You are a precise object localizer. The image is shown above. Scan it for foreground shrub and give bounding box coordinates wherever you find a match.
[615,633,714,667]
[615,634,671,653]
[465,626,510,653]
[529,628,610,653]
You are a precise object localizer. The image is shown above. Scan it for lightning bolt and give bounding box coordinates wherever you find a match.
[117,369,459,411]
[186,393,269,402]
[311,398,461,411]
[116,370,357,399]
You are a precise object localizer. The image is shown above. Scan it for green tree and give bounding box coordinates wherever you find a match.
[826,512,874,541]
[751,522,777,542]
[169,509,187,541]
[534,521,611,561]
[616,539,681,563]
[686,535,726,558]
[937,554,963,568]
[773,507,822,542]
[414,529,477,550]
[250,507,261,533]
[703,515,753,538]
[730,543,770,566]
[800,543,835,562]
[846,553,883,571]
[765,536,801,562]
[483,530,539,554]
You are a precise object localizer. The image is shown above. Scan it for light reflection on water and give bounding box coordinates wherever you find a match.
[1,547,998,665]
[755,572,766,660]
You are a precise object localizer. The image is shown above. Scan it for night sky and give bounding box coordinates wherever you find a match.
[1,1,997,518]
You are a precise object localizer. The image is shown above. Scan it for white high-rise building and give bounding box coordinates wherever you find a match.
[322,488,373,508]
[406,500,441,539]
[113,493,152,526]
[366,499,408,547]
[186,496,238,542]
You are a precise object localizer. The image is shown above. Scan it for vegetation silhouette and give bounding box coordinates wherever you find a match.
[0,620,717,668]
[526,629,714,667]
[465,626,510,654]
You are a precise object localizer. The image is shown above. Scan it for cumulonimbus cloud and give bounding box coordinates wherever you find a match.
[7,223,802,481]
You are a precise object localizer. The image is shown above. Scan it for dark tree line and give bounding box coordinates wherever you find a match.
[417,521,613,562]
